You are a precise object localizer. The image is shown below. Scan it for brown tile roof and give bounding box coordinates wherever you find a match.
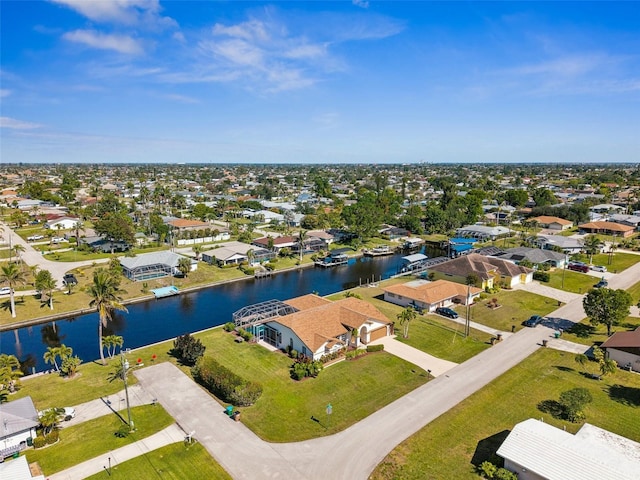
[254,236,297,247]
[530,216,573,226]
[383,279,482,304]
[274,297,390,352]
[284,294,332,311]
[428,253,533,280]
[579,221,634,233]
[601,327,640,349]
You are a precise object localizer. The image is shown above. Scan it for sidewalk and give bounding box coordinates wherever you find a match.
[47,423,186,480]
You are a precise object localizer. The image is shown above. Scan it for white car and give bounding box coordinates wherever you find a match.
[591,265,607,272]
[27,234,44,241]
[38,407,76,421]
[0,287,11,295]
[51,237,67,243]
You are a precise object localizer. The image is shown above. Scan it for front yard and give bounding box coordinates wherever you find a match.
[371,348,640,479]
[563,315,640,347]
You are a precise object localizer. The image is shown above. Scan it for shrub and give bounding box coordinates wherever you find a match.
[533,271,550,282]
[478,461,517,480]
[319,348,346,363]
[289,349,298,359]
[223,322,236,332]
[237,328,254,342]
[45,430,59,444]
[60,355,82,377]
[172,333,206,366]
[345,351,356,360]
[115,424,130,438]
[192,357,262,406]
[366,344,384,353]
[33,436,46,448]
[290,357,323,380]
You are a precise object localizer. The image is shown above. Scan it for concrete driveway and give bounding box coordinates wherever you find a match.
[369,336,458,377]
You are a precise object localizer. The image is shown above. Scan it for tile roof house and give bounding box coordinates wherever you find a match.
[600,327,640,373]
[252,236,298,252]
[529,215,574,231]
[578,221,635,238]
[263,295,392,360]
[427,253,534,289]
[0,396,39,458]
[383,279,482,312]
[167,218,211,232]
[497,418,640,480]
[492,247,567,267]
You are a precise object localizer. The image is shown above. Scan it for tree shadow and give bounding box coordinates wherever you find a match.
[470,430,510,468]
[554,365,574,373]
[608,384,640,407]
[567,323,596,338]
[537,399,564,419]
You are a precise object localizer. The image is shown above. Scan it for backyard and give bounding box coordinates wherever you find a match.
[371,348,640,479]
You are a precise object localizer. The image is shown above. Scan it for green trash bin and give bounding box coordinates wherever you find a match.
[226,405,234,416]
[26,437,33,447]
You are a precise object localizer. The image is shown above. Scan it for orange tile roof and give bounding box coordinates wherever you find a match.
[383,279,482,304]
[284,294,332,311]
[168,218,209,228]
[530,216,573,225]
[580,221,634,233]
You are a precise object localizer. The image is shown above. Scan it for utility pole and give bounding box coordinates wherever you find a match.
[465,282,471,337]
[121,354,134,431]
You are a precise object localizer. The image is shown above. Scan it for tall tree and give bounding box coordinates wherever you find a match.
[87,270,128,365]
[35,269,57,310]
[1,263,26,318]
[582,235,603,264]
[177,257,192,277]
[397,306,418,339]
[583,288,632,336]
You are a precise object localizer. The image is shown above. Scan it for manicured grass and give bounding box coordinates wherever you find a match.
[84,442,232,480]
[371,348,640,480]
[455,290,559,332]
[627,279,640,304]
[563,315,640,346]
[546,269,597,294]
[590,252,640,273]
[195,329,429,442]
[396,316,492,363]
[25,404,174,475]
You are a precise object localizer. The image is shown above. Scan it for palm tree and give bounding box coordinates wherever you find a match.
[177,257,192,277]
[87,270,128,365]
[298,229,307,264]
[583,235,603,265]
[43,346,61,372]
[397,306,418,339]
[246,248,255,266]
[12,244,25,266]
[103,334,124,358]
[1,263,26,318]
[35,269,57,310]
[192,244,203,261]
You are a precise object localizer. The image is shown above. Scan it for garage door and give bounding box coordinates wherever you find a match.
[369,326,388,342]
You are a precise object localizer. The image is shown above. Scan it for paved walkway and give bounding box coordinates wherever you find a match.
[369,336,458,377]
[48,423,186,480]
[512,281,583,304]
[546,337,590,354]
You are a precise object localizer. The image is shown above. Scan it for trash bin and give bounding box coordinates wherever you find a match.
[226,405,234,417]
[26,437,33,447]
[554,332,560,339]
[233,411,241,422]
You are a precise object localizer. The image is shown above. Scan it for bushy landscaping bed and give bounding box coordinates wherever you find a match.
[371,348,640,480]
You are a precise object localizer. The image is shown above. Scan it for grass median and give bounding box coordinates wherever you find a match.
[371,348,640,480]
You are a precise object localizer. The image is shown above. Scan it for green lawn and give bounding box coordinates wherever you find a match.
[396,316,492,363]
[546,269,597,294]
[627,279,640,304]
[590,252,640,273]
[195,329,429,442]
[371,348,640,480]
[84,442,232,480]
[25,404,174,475]
[454,290,559,332]
[563,315,640,346]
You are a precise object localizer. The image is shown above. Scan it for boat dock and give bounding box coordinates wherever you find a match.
[363,245,394,257]
[151,286,180,299]
[315,250,349,267]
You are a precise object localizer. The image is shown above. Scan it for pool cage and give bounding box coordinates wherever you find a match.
[232,299,298,340]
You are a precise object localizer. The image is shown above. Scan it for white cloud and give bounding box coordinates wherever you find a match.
[352,0,370,9]
[0,89,11,98]
[49,0,176,29]
[212,19,271,43]
[162,93,199,104]
[0,117,43,129]
[63,29,144,55]
[205,39,265,68]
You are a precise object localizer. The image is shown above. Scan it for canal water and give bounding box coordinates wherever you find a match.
[2,253,419,374]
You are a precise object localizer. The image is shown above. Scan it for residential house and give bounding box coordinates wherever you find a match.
[252,235,298,253]
[120,251,197,281]
[79,235,130,253]
[578,221,635,238]
[202,241,274,266]
[383,279,482,312]
[492,247,567,268]
[534,235,584,254]
[455,225,513,241]
[427,253,533,289]
[497,418,640,480]
[0,396,39,457]
[262,295,393,359]
[44,215,80,230]
[167,218,210,233]
[601,327,640,373]
[589,203,625,215]
[529,215,573,231]
[609,214,640,231]
[0,455,45,479]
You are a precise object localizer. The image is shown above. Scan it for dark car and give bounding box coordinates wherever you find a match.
[523,315,544,327]
[435,307,459,319]
[62,274,78,286]
[594,279,608,288]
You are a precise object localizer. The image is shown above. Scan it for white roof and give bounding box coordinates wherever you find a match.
[0,455,45,480]
[497,419,640,480]
[119,251,191,270]
[457,225,511,235]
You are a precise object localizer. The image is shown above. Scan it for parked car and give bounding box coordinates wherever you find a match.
[567,262,589,273]
[0,287,11,295]
[594,279,608,288]
[51,237,67,243]
[523,315,544,327]
[591,265,607,272]
[63,274,78,286]
[435,307,459,319]
[27,234,44,241]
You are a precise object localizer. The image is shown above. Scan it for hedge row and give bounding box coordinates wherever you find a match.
[192,357,262,406]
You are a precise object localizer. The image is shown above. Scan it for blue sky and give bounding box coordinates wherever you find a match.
[1,1,639,164]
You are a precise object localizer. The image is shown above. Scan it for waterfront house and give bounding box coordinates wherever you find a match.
[120,251,197,281]
[455,225,512,241]
[383,279,482,312]
[201,241,274,266]
[492,247,567,268]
